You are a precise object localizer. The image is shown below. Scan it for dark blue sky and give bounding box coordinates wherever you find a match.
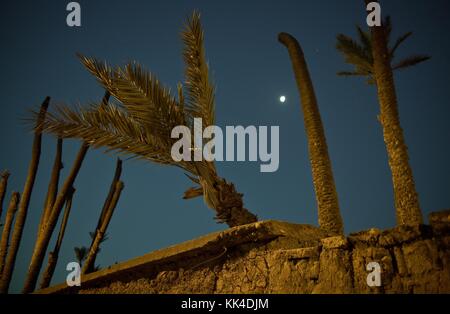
[1,0,449,292]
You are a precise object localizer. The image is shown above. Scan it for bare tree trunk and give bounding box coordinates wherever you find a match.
[94,159,122,241]
[0,171,10,221]
[84,158,122,274]
[0,97,50,294]
[38,138,63,237]
[22,143,88,293]
[365,0,422,225]
[278,33,344,235]
[82,181,124,275]
[84,95,121,274]
[39,187,75,289]
[0,192,20,276]
[22,91,109,293]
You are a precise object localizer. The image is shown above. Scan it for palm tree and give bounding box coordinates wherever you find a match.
[336,11,427,226]
[336,16,430,84]
[34,12,257,228]
[279,33,344,236]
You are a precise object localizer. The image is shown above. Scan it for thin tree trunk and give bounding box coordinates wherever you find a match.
[85,158,122,274]
[94,158,122,241]
[0,171,10,221]
[0,97,50,294]
[0,192,20,276]
[278,33,344,235]
[39,186,75,289]
[82,181,124,275]
[38,138,63,237]
[78,91,114,274]
[22,91,109,293]
[366,0,422,225]
[22,143,88,293]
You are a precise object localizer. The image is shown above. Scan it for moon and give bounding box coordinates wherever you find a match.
[279,96,286,103]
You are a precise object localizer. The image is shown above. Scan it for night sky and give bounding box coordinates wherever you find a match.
[1,0,449,293]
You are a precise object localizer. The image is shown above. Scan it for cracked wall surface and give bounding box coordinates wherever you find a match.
[41,210,450,294]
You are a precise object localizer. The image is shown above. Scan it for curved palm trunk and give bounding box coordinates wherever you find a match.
[0,97,49,294]
[367,3,422,225]
[278,33,343,235]
[0,192,20,276]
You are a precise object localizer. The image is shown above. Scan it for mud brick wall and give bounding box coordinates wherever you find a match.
[40,210,450,294]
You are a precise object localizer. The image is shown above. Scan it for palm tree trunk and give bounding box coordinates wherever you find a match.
[82,181,124,274]
[39,187,75,289]
[0,171,10,221]
[191,162,257,228]
[0,97,50,294]
[0,192,20,276]
[211,177,257,227]
[278,33,344,235]
[366,0,422,225]
[37,138,63,237]
[22,143,88,293]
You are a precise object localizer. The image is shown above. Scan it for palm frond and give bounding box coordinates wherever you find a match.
[183,186,203,199]
[184,173,200,184]
[392,55,431,71]
[35,103,177,165]
[74,246,88,264]
[336,34,372,73]
[177,82,185,117]
[356,26,373,63]
[38,14,218,186]
[77,54,116,92]
[78,55,186,141]
[389,32,412,59]
[116,62,186,140]
[336,15,430,82]
[182,11,215,127]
